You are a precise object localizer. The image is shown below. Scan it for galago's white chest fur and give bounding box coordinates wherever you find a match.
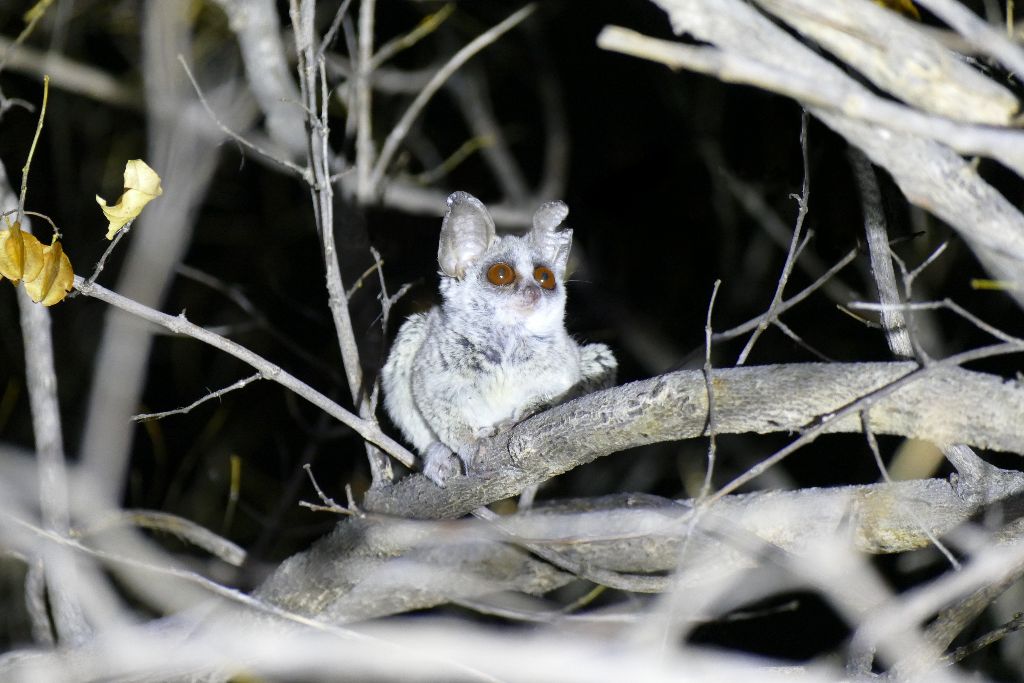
[449,321,582,431]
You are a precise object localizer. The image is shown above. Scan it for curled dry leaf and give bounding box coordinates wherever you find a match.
[0,221,75,306]
[0,221,44,283]
[96,159,163,239]
[24,236,74,306]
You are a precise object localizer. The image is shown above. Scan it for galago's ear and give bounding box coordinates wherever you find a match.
[437,191,496,278]
[530,200,572,273]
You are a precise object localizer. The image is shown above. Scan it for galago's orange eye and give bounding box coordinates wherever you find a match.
[533,266,556,290]
[486,262,516,286]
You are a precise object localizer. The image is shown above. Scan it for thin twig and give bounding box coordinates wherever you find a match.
[370,245,414,335]
[345,258,384,301]
[907,241,949,286]
[772,318,833,362]
[67,223,131,299]
[17,75,49,223]
[132,373,263,422]
[0,1,51,77]
[860,412,961,570]
[371,4,455,70]
[700,279,721,499]
[291,0,392,483]
[299,464,356,515]
[177,55,309,181]
[369,4,536,192]
[700,140,859,307]
[453,592,640,625]
[318,0,355,61]
[944,612,1024,664]
[72,276,416,468]
[736,110,810,365]
[712,247,858,343]
[0,209,57,232]
[410,134,495,186]
[849,148,914,358]
[651,278,724,653]
[848,299,1024,347]
[472,507,668,593]
[376,283,414,331]
[368,248,413,416]
[73,509,247,566]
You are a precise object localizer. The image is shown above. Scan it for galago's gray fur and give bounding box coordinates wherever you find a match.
[381,191,617,485]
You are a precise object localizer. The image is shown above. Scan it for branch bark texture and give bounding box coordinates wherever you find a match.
[364,362,1024,518]
[256,361,1024,621]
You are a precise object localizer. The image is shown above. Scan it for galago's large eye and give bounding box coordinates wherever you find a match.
[486,262,516,286]
[533,266,556,290]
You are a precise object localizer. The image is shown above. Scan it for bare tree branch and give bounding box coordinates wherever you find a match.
[290,0,394,483]
[0,161,88,644]
[369,4,537,193]
[601,0,1024,309]
[736,111,811,365]
[757,0,1017,124]
[364,359,1024,519]
[131,373,263,422]
[255,471,1024,622]
[72,276,416,469]
[249,356,1024,621]
[0,34,136,109]
[78,2,256,505]
[211,0,307,156]
[849,148,915,358]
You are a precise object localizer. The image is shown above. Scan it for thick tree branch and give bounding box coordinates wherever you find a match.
[0,162,88,643]
[254,360,1024,620]
[364,361,1024,518]
[255,475,1024,622]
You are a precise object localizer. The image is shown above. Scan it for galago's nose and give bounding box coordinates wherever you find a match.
[520,283,541,306]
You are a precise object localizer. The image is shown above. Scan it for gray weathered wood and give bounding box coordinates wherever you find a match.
[255,362,1024,621]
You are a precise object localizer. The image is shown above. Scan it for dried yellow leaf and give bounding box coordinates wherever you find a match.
[96,159,163,239]
[24,235,74,306]
[0,221,45,284]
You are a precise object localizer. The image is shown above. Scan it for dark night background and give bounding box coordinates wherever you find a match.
[0,1,1021,675]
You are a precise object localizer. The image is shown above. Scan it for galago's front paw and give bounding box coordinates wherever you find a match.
[578,342,618,392]
[422,442,462,487]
